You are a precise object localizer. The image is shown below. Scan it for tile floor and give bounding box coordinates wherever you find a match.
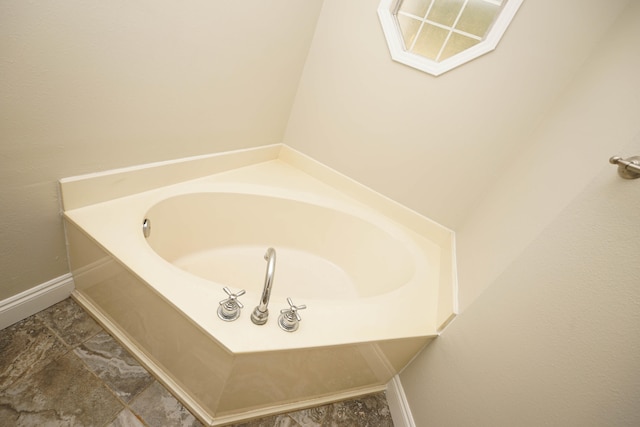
[0,298,394,426]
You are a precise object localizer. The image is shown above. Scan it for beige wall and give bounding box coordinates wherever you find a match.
[400,133,640,425]
[0,0,323,300]
[455,0,640,309]
[398,2,640,426]
[285,0,640,424]
[283,0,629,229]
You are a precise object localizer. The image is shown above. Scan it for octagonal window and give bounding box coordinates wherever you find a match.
[378,0,524,76]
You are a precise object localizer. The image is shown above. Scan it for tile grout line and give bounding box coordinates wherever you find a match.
[2,303,165,427]
[43,324,128,426]
[68,329,157,427]
[35,303,151,427]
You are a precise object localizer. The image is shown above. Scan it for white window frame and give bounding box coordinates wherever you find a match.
[378,0,524,76]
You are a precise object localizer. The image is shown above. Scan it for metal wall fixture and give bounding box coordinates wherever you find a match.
[610,156,640,179]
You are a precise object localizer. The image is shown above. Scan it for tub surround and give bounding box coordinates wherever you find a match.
[61,144,457,426]
[59,144,282,211]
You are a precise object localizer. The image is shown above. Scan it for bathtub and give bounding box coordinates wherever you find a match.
[61,144,456,426]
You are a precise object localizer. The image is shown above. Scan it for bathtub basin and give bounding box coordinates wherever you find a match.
[147,191,416,300]
[61,144,457,425]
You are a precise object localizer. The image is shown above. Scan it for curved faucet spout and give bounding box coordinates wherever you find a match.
[251,247,276,325]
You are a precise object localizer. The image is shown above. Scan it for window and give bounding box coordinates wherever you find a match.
[378,0,524,76]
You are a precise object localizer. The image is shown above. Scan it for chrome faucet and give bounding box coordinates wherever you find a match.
[251,247,276,325]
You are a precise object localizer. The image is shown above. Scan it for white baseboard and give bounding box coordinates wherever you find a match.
[0,273,75,330]
[386,375,415,427]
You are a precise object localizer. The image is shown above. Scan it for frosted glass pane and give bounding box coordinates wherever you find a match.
[411,24,449,61]
[397,14,423,50]
[439,32,480,60]
[456,0,501,37]
[427,0,465,27]
[399,0,432,18]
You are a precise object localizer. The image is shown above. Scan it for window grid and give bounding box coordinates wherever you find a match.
[397,0,505,62]
[378,0,524,76]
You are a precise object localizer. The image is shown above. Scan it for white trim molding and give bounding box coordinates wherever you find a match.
[0,273,74,330]
[386,375,416,427]
[378,0,524,76]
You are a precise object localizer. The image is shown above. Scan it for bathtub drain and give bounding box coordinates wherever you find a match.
[142,218,151,238]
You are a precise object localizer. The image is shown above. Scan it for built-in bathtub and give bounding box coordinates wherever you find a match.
[61,144,457,426]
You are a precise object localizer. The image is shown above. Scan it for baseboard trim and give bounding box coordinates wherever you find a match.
[0,273,74,330]
[386,375,415,427]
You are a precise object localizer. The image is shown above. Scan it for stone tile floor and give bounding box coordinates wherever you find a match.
[0,298,394,426]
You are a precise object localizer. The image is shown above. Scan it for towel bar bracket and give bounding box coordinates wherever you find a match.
[610,156,640,180]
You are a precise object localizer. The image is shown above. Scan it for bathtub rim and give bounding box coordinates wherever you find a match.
[61,145,458,352]
[63,188,440,353]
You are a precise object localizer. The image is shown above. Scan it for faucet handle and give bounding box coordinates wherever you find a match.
[217,287,245,322]
[278,297,306,332]
[281,297,306,320]
[219,286,245,307]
